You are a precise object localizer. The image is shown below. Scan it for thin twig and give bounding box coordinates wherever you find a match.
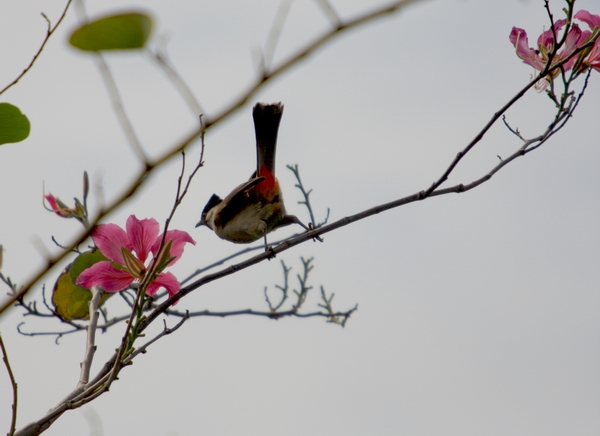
[291,257,313,312]
[16,315,129,344]
[287,164,329,227]
[260,0,294,72]
[122,312,190,365]
[148,46,204,115]
[165,307,358,321]
[318,287,354,327]
[265,260,291,312]
[313,0,342,27]
[1,334,18,436]
[0,0,72,95]
[93,55,148,163]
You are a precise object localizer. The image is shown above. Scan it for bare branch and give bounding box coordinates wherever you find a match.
[313,0,342,27]
[318,287,355,327]
[166,307,358,322]
[260,0,294,73]
[265,260,291,312]
[291,257,313,312]
[148,45,204,115]
[93,55,149,163]
[0,0,73,95]
[287,164,329,227]
[77,286,102,389]
[16,315,129,344]
[0,334,18,436]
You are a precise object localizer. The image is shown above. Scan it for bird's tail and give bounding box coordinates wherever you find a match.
[253,102,284,178]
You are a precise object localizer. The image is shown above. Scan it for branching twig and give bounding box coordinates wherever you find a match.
[287,164,329,227]
[502,115,525,141]
[122,312,190,365]
[265,260,291,312]
[16,315,129,345]
[291,257,313,312]
[165,307,358,321]
[318,287,355,327]
[0,0,72,95]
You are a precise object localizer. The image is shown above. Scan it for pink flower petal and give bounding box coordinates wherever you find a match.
[575,10,600,31]
[76,261,134,292]
[126,215,160,263]
[92,223,131,265]
[151,230,196,266]
[587,39,600,71]
[45,194,60,211]
[563,24,582,53]
[45,194,72,217]
[561,24,583,70]
[538,19,566,49]
[510,27,544,70]
[146,272,180,298]
[578,29,593,46]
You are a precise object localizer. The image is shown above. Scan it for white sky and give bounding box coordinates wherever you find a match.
[1,0,599,435]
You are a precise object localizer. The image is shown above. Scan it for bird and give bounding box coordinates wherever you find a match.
[196,102,309,249]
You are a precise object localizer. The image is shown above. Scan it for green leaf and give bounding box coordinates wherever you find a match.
[69,12,153,51]
[0,103,30,145]
[70,249,108,284]
[53,267,94,321]
[52,252,112,321]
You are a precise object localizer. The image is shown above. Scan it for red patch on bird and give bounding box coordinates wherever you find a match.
[256,165,279,200]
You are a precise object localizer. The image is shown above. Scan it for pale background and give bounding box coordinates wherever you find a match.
[0,0,599,435]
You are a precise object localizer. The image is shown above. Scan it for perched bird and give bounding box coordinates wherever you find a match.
[196,102,308,249]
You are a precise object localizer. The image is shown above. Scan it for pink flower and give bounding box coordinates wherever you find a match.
[45,194,76,217]
[574,10,600,72]
[510,10,600,84]
[509,20,584,75]
[76,215,196,299]
[45,193,89,227]
[574,10,600,31]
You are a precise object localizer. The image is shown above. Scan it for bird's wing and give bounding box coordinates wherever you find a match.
[214,176,265,227]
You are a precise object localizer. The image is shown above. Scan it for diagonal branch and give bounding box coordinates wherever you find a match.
[0,0,72,95]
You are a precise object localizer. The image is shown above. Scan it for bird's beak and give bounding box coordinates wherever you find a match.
[195,219,206,228]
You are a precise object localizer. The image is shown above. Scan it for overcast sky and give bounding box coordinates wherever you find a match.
[1,0,599,435]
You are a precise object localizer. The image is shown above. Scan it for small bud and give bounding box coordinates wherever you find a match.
[45,194,74,217]
[83,171,89,201]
